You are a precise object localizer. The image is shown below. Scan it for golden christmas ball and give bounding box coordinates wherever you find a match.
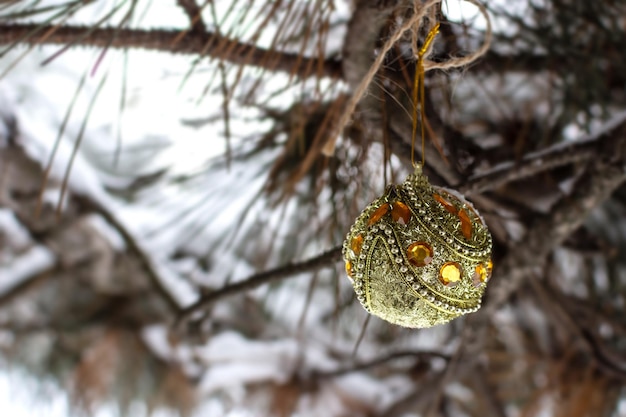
[342,165,493,328]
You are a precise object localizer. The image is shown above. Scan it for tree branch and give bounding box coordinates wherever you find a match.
[472,363,507,417]
[472,50,625,88]
[459,112,626,194]
[0,24,342,79]
[530,277,626,381]
[0,263,57,308]
[312,349,449,378]
[176,0,206,34]
[73,195,183,314]
[484,116,626,312]
[176,246,343,327]
[178,115,626,330]
[341,0,397,89]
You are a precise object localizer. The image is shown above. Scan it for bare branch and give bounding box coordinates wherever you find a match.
[176,246,343,327]
[460,112,626,194]
[0,263,56,308]
[472,364,507,417]
[341,0,396,89]
[154,112,626,330]
[313,349,449,378]
[0,24,342,79]
[176,0,206,34]
[484,116,626,311]
[467,50,625,90]
[75,195,182,314]
[530,278,626,381]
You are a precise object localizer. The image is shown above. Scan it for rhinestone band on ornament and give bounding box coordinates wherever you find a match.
[356,226,481,315]
[343,192,489,314]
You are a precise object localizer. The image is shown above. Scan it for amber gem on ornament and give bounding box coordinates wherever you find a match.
[458,208,473,240]
[368,203,390,226]
[473,260,492,287]
[407,242,433,267]
[391,201,411,225]
[439,262,461,287]
[434,193,458,214]
[345,260,354,278]
[351,234,364,255]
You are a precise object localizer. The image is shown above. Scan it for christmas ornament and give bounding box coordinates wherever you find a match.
[342,21,493,328]
[342,164,492,328]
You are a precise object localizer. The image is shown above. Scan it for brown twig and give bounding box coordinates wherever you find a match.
[176,0,206,34]
[175,114,626,334]
[313,349,449,379]
[472,363,507,417]
[0,24,342,79]
[341,0,396,90]
[483,116,626,312]
[75,196,182,314]
[0,264,57,308]
[529,277,626,381]
[176,246,343,328]
[459,112,626,194]
[380,372,446,417]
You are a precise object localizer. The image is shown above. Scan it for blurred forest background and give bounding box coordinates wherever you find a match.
[0,0,625,416]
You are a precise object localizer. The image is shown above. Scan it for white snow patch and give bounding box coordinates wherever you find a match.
[298,383,347,417]
[0,372,70,417]
[197,332,299,393]
[0,209,31,249]
[591,255,610,292]
[141,324,174,362]
[151,259,200,308]
[300,341,340,373]
[141,324,204,378]
[334,373,399,413]
[553,248,587,297]
[502,219,525,242]
[0,246,55,296]
[446,382,474,402]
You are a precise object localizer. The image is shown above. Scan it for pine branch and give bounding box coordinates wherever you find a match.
[473,364,507,417]
[176,0,206,34]
[75,196,182,314]
[458,115,626,377]
[179,117,626,334]
[176,246,342,328]
[484,116,626,312]
[460,113,626,194]
[313,349,449,378]
[0,263,57,308]
[341,0,396,89]
[0,24,342,79]
[530,277,626,381]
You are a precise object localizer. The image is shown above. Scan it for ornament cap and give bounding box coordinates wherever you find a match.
[413,163,423,176]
